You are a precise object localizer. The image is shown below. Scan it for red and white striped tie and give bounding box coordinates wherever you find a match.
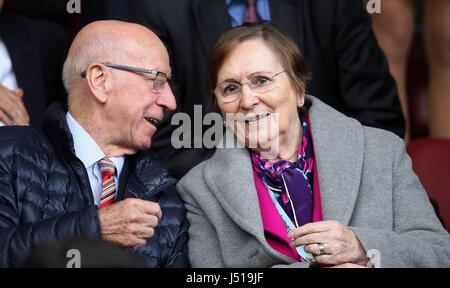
[98,157,116,208]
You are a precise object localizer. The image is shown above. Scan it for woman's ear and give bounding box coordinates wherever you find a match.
[294,83,306,107]
[85,63,111,104]
[297,93,305,107]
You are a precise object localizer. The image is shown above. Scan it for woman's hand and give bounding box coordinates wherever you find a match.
[331,263,370,268]
[288,220,369,266]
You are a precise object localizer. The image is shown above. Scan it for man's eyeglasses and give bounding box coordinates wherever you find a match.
[214,70,287,103]
[80,63,171,92]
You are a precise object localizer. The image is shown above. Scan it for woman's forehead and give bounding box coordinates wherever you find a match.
[218,41,282,78]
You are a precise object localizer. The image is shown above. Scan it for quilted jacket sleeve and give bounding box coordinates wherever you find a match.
[165,216,189,268]
[0,137,101,267]
[0,205,101,267]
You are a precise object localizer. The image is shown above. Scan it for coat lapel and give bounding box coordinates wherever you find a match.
[122,152,177,201]
[269,0,306,58]
[307,96,364,225]
[203,143,296,264]
[204,143,265,240]
[191,0,230,57]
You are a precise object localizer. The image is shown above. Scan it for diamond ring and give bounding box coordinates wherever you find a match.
[316,244,326,256]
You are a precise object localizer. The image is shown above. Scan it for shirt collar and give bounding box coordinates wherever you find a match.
[65,112,124,176]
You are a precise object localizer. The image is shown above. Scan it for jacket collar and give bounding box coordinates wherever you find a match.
[41,101,76,156]
[203,95,364,239]
[125,150,177,200]
[41,102,177,199]
[307,96,364,225]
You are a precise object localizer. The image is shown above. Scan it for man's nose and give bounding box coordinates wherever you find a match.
[157,83,177,112]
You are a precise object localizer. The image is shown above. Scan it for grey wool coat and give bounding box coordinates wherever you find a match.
[176,96,450,268]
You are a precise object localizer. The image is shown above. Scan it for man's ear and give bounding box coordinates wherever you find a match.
[85,63,111,104]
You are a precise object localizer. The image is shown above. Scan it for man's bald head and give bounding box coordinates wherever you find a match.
[62,20,167,95]
[61,20,176,155]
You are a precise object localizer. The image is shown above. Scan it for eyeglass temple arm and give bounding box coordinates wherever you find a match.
[80,63,163,78]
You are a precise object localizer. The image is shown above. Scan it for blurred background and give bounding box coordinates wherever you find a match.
[2,0,449,140]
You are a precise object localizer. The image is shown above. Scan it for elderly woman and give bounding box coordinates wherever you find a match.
[176,23,450,268]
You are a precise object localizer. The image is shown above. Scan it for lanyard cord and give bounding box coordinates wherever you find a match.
[281,174,300,228]
[264,178,315,262]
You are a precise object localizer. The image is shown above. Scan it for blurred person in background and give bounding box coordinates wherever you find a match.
[22,237,147,268]
[3,0,129,37]
[0,0,68,127]
[369,0,450,140]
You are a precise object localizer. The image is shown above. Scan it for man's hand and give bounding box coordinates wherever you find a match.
[0,85,29,125]
[99,198,162,248]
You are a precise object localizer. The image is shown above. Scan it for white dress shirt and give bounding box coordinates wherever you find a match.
[66,112,124,206]
[0,37,19,127]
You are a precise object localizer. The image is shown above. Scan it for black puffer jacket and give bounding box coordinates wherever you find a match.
[0,102,189,267]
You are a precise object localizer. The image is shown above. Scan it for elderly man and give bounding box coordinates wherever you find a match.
[0,20,188,268]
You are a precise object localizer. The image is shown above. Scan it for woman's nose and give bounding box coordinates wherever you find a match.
[239,84,259,110]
